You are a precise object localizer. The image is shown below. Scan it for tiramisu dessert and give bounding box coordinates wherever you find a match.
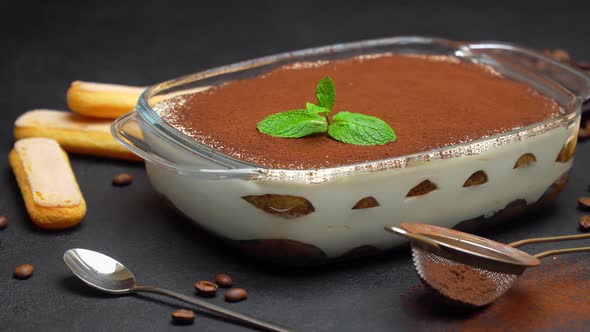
[114,41,581,265]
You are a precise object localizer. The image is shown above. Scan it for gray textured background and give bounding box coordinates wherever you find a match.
[1,1,590,331]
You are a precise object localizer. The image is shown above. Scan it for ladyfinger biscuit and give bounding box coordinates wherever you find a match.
[9,138,86,229]
[14,109,142,161]
[67,81,144,119]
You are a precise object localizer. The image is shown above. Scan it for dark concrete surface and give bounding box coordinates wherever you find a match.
[1,1,589,331]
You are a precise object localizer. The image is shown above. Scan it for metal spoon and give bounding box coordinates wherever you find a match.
[63,248,292,332]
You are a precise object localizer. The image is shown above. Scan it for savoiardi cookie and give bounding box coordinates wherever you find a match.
[14,109,141,161]
[9,137,86,229]
[67,81,144,119]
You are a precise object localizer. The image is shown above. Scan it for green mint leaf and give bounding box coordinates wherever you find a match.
[316,76,335,110]
[257,109,328,138]
[306,102,330,115]
[328,111,396,145]
[258,76,398,144]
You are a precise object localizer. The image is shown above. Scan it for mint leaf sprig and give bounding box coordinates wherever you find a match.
[257,76,397,145]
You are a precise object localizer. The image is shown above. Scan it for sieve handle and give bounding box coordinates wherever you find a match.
[508,233,590,248]
[534,246,590,259]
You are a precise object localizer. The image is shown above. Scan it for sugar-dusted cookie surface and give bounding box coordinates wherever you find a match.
[14,109,141,161]
[9,137,86,229]
[67,81,144,119]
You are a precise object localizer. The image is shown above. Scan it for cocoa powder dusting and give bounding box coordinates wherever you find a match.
[419,258,504,307]
[159,55,560,169]
[401,256,590,331]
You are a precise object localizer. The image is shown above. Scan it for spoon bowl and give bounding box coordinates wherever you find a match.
[64,248,136,294]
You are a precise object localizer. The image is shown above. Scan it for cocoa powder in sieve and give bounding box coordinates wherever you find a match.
[420,258,501,307]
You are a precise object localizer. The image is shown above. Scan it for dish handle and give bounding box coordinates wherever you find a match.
[111,111,262,179]
[459,42,590,111]
[111,110,174,167]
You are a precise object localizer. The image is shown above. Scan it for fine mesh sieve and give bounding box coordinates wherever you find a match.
[386,223,590,307]
[412,247,520,306]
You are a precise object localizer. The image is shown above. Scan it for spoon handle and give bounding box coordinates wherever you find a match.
[133,285,293,332]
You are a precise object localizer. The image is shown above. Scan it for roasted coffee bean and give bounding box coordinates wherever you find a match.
[0,215,8,229]
[225,288,248,303]
[112,173,133,186]
[215,273,233,288]
[194,280,218,297]
[578,197,590,210]
[572,61,590,70]
[579,216,590,231]
[542,49,570,62]
[171,309,195,324]
[14,264,34,279]
[551,49,571,62]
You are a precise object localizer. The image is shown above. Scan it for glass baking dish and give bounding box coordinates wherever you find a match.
[112,37,590,266]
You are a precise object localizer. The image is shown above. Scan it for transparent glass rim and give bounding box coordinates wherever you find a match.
[134,36,585,183]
